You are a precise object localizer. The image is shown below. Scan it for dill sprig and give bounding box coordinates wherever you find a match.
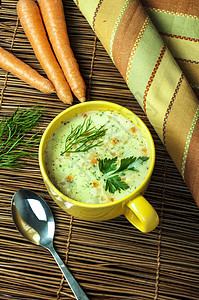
[61,117,107,154]
[0,106,44,168]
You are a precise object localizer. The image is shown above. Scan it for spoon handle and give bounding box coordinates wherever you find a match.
[47,244,89,300]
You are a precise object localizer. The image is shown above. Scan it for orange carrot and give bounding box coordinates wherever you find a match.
[0,46,54,93]
[112,138,118,144]
[142,148,148,156]
[17,0,73,104]
[66,175,74,182]
[130,126,136,133]
[91,158,98,166]
[37,0,86,102]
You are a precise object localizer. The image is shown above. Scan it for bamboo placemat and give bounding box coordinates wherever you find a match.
[0,1,199,299]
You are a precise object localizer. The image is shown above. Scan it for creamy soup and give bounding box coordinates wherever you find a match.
[45,110,150,204]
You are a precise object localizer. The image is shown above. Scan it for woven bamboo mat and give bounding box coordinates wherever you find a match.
[0,1,199,299]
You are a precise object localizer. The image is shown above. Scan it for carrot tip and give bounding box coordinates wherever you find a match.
[64,97,73,105]
[79,97,86,103]
[46,86,56,94]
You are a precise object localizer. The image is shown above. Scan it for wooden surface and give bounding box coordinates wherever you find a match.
[0,1,199,299]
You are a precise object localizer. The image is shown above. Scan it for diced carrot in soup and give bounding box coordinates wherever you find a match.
[130,126,136,133]
[66,175,73,182]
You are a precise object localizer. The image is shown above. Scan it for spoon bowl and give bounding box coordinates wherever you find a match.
[11,189,89,300]
[11,189,55,247]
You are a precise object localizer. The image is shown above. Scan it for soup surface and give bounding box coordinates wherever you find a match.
[45,110,150,204]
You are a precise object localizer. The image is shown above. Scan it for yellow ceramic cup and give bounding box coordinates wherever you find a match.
[39,101,159,233]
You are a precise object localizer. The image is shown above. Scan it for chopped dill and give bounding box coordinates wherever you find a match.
[0,105,44,168]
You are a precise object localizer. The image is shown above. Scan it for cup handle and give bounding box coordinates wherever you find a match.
[124,195,159,233]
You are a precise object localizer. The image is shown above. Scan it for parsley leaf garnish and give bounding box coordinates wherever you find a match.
[123,156,149,171]
[98,157,117,174]
[105,175,129,193]
[98,156,149,194]
[116,156,136,172]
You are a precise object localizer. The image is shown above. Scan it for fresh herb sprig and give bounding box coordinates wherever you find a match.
[0,106,44,168]
[61,117,107,154]
[105,175,129,194]
[98,156,149,193]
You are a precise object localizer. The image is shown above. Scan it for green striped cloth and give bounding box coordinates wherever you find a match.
[141,0,199,90]
[73,0,199,206]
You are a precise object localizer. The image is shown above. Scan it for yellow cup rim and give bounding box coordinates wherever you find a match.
[39,101,155,208]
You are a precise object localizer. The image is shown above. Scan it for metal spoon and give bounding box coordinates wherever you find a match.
[11,189,89,300]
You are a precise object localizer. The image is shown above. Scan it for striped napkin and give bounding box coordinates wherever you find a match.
[73,0,199,206]
[141,0,199,91]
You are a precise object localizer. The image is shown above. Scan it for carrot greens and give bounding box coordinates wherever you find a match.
[0,106,44,168]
